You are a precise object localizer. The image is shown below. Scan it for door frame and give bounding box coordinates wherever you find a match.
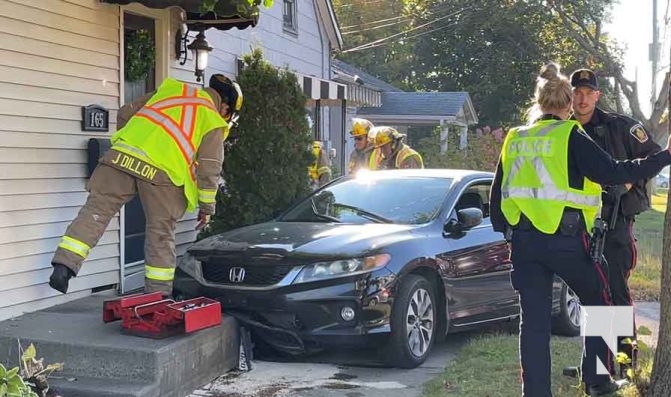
[117,4,170,293]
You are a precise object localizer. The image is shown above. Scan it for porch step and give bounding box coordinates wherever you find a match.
[0,293,239,397]
[48,376,156,397]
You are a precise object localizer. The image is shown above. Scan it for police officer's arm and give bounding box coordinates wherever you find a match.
[116,92,154,129]
[624,122,661,193]
[571,127,671,185]
[489,157,507,233]
[195,128,225,215]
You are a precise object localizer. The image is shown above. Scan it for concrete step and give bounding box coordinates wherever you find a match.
[0,293,239,397]
[49,375,157,397]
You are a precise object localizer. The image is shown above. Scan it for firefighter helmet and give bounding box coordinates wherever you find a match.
[370,126,404,148]
[209,74,244,113]
[350,118,374,137]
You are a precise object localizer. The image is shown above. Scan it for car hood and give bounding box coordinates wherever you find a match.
[189,221,419,258]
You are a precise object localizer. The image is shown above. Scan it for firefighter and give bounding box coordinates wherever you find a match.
[569,68,661,377]
[347,118,376,174]
[308,140,331,189]
[49,74,243,297]
[369,126,423,169]
[489,62,671,396]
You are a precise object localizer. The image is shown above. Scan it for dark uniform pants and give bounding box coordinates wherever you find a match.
[510,228,613,396]
[52,163,187,295]
[604,216,637,361]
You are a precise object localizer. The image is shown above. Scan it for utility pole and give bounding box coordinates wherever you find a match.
[651,0,661,111]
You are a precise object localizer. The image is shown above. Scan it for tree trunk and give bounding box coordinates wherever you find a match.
[648,46,671,397]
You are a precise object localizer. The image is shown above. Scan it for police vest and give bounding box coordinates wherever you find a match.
[111,78,228,212]
[500,120,601,234]
[394,144,424,169]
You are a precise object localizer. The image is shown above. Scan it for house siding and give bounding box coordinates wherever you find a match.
[0,0,340,320]
[0,0,121,319]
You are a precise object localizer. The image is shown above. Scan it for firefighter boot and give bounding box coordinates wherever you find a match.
[49,263,75,294]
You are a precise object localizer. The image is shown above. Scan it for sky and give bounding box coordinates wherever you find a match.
[606,0,670,117]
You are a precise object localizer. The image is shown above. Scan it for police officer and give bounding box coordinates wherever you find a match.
[368,126,424,169]
[490,63,671,396]
[347,118,376,174]
[570,68,661,376]
[49,74,243,297]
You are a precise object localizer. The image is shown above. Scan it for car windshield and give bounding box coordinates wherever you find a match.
[280,174,453,224]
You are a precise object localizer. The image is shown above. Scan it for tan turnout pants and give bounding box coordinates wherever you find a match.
[52,163,186,295]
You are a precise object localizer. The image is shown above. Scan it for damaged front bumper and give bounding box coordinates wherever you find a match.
[172,263,398,354]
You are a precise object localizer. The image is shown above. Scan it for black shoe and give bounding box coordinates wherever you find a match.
[585,379,629,396]
[562,366,580,378]
[49,264,75,294]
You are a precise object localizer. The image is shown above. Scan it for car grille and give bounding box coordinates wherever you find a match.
[201,262,294,286]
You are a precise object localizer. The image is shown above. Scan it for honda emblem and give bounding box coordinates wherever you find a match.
[229,267,246,283]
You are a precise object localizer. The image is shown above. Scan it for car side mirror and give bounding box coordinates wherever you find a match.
[444,208,483,235]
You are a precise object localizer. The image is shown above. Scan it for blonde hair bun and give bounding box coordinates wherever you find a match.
[539,62,560,80]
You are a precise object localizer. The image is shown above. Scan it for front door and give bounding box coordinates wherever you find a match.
[120,12,156,293]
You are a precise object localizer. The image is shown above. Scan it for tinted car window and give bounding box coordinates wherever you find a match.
[280,176,453,224]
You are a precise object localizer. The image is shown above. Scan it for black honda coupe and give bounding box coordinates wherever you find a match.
[173,169,580,368]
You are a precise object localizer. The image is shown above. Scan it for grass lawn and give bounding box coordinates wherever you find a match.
[631,190,667,301]
[423,329,654,397]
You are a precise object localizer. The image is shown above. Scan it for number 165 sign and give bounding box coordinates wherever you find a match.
[82,104,109,132]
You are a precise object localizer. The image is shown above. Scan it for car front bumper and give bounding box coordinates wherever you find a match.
[173,265,398,352]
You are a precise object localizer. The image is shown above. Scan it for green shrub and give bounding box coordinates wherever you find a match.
[205,48,313,236]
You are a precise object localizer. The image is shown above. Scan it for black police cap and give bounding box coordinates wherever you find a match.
[570,68,599,90]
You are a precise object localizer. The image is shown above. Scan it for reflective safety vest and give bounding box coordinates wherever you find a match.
[111,78,228,212]
[369,148,383,170]
[500,120,602,234]
[394,144,424,169]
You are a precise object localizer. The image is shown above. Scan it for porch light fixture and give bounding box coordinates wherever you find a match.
[175,28,213,83]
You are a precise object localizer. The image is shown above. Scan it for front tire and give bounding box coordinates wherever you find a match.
[385,275,436,368]
[552,282,581,336]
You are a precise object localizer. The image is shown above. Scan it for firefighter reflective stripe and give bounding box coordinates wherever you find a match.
[136,107,195,160]
[503,157,601,207]
[145,265,175,281]
[58,236,91,258]
[198,188,217,204]
[113,142,150,159]
[150,97,218,112]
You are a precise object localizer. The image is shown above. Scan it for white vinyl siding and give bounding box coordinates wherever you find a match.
[0,0,121,320]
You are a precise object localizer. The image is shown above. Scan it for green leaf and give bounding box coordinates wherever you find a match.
[0,364,6,379]
[637,325,652,336]
[21,344,36,362]
[637,339,649,351]
[615,352,631,365]
[0,383,7,397]
[5,368,18,379]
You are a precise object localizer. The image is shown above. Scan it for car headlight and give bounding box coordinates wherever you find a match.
[292,254,391,284]
[178,253,202,280]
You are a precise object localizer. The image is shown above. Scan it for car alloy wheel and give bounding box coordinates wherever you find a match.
[406,288,434,357]
[385,274,437,368]
[551,281,581,336]
[565,286,581,329]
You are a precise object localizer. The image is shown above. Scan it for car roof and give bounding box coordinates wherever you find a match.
[350,168,494,181]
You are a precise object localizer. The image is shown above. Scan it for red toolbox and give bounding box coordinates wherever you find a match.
[103,292,222,338]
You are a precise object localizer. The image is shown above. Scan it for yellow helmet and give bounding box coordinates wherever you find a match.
[350,118,374,137]
[369,126,404,148]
